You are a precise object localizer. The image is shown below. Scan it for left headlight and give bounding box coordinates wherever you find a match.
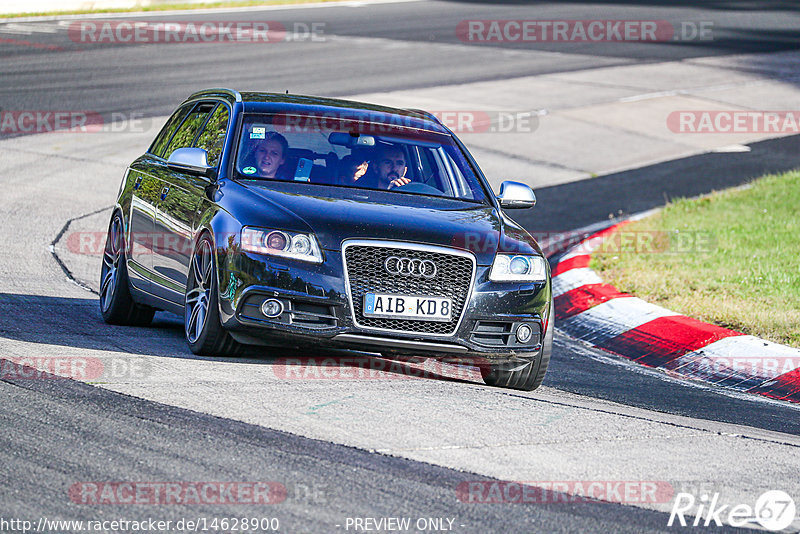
[241,227,323,263]
[489,254,548,282]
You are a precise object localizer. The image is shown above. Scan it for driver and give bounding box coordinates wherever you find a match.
[370,144,412,189]
[253,132,289,179]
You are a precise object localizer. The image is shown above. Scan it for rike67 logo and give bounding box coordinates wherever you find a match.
[669,490,796,531]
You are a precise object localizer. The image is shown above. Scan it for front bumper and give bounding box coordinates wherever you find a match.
[218,248,551,362]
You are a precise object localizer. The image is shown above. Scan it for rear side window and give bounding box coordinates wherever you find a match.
[194,104,229,167]
[162,102,216,160]
[150,103,193,158]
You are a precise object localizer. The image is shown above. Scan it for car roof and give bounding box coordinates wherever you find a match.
[185,88,449,135]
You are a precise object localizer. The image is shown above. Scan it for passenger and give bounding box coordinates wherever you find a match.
[253,132,289,180]
[365,144,411,189]
[338,154,370,185]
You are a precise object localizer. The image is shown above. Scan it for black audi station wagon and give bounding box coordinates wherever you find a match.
[101,89,553,391]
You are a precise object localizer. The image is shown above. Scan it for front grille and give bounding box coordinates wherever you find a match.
[344,243,475,335]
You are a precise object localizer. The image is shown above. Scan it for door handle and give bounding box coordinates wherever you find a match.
[160,186,170,200]
[133,176,143,190]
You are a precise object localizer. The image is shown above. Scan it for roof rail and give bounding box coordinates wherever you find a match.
[187,87,243,103]
[405,108,443,125]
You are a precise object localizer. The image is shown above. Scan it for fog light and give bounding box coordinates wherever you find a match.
[516,323,533,344]
[261,299,284,318]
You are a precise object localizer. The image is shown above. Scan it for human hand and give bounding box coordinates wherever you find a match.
[387,177,411,189]
[354,162,369,180]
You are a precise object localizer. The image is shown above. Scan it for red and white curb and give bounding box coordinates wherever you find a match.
[550,222,800,404]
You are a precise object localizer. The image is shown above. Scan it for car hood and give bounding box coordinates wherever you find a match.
[242,182,534,265]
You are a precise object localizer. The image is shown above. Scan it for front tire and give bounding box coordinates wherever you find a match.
[99,212,155,326]
[184,233,244,357]
[482,300,553,391]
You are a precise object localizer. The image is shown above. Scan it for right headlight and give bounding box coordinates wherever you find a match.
[241,227,323,263]
[489,254,548,282]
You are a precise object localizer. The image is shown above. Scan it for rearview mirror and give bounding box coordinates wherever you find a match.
[496,181,536,209]
[328,132,376,148]
[167,147,215,178]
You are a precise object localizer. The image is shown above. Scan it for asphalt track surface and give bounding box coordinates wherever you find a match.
[2,1,800,533]
[3,0,800,120]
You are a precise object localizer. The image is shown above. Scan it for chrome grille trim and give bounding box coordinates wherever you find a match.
[342,240,477,337]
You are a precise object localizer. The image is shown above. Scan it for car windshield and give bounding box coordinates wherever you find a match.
[234,113,488,202]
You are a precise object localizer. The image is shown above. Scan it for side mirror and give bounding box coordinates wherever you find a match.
[496,181,536,209]
[167,147,215,178]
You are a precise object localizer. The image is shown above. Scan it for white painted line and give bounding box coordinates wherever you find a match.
[711,144,751,153]
[0,23,34,34]
[627,208,660,222]
[551,267,603,297]
[559,297,679,346]
[25,22,60,32]
[618,89,688,103]
[0,0,425,23]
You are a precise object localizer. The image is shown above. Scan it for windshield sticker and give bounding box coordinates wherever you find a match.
[242,166,257,175]
[250,126,266,139]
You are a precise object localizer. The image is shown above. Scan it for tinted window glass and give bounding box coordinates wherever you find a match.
[163,102,216,160]
[194,104,229,167]
[150,103,193,158]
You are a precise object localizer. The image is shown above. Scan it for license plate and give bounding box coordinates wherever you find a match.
[363,293,452,322]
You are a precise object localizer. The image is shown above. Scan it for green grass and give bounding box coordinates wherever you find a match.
[590,169,800,347]
[1,0,340,18]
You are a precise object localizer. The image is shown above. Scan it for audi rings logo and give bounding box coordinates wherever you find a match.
[384,256,437,278]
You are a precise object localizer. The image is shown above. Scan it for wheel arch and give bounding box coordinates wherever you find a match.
[195,207,242,326]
